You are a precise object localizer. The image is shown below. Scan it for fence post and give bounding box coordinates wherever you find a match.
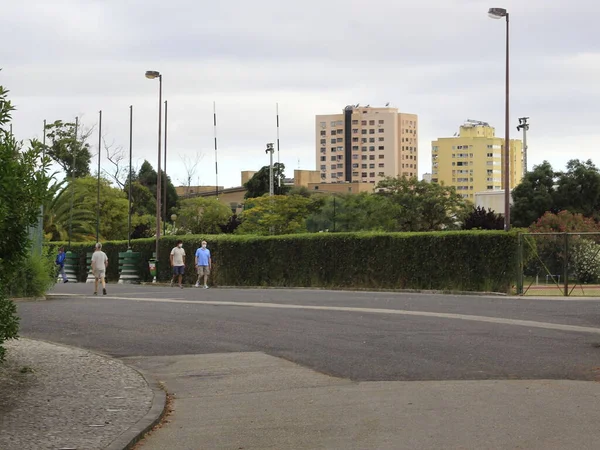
[517,233,523,295]
[563,233,569,297]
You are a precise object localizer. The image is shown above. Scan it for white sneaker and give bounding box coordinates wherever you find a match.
[203,285,209,289]
[194,282,199,288]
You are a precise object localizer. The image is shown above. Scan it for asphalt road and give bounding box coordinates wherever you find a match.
[16,284,600,382]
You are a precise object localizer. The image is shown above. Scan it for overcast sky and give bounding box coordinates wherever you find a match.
[2,0,599,188]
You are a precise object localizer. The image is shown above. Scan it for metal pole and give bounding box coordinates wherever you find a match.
[156,75,162,263]
[276,103,280,192]
[96,110,102,243]
[69,117,78,249]
[163,99,168,235]
[504,13,511,231]
[333,196,336,232]
[128,105,133,250]
[214,102,219,199]
[522,123,527,175]
[563,233,569,297]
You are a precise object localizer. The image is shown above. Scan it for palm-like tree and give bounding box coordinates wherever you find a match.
[44,180,95,242]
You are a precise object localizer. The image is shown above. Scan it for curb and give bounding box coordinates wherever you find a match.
[105,366,167,450]
[16,337,167,450]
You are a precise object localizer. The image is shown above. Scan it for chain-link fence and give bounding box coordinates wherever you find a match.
[518,233,600,296]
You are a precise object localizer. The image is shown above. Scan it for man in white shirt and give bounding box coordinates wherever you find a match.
[91,242,109,296]
[170,240,186,289]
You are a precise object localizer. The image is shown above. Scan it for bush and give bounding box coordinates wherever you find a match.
[571,238,600,284]
[7,248,56,298]
[51,230,519,293]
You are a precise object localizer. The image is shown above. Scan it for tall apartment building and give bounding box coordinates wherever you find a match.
[431,120,523,200]
[315,105,418,184]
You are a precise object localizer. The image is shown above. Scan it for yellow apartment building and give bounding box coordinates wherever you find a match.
[431,120,523,201]
[315,105,418,185]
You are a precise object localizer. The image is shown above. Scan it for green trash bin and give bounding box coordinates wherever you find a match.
[148,258,158,283]
[119,250,141,284]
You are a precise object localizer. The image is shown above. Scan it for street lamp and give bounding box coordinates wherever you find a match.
[266,143,275,196]
[145,70,163,263]
[488,7,511,231]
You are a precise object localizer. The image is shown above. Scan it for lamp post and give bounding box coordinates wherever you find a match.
[266,143,275,196]
[145,70,162,262]
[163,99,168,236]
[128,105,133,250]
[488,7,511,231]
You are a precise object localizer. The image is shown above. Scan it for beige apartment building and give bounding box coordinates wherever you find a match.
[315,105,418,184]
[431,120,523,201]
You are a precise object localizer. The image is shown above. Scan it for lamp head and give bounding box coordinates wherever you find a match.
[488,7,507,19]
[145,70,160,79]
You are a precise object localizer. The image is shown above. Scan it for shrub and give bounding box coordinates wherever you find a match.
[51,230,519,293]
[7,247,56,298]
[571,238,600,284]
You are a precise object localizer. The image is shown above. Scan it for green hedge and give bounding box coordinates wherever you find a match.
[49,230,519,292]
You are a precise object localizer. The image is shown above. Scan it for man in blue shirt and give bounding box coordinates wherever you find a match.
[194,240,212,289]
[55,246,68,283]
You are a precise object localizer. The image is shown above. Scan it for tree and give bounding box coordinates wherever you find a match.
[0,83,51,361]
[219,214,242,234]
[178,153,204,196]
[511,161,557,228]
[237,195,320,235]
[529,210,600,234]
[103,137,127,189]
[176,197,232,235]
[43,180,96,241]
[376,176,470,231]
[133,160,178,220]
[554,159,600,219]
[463,206,504,230]
[244,163,289,199]
[44,119,92,178]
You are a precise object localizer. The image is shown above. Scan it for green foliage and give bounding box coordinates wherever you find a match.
[44,119,92,178]
[53,231,519,293]
[244,163,289,198]
[571,239,600,284]
[512,160,600,227]
[7,248,56,298]
[131,160,178,218]
[0,82,51,361]
[463,206,504,230]
[176,197,233,235]
[237,195,320,235]
[376,176,470,231]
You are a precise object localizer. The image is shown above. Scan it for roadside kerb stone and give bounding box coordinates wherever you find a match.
[0,338,165,450]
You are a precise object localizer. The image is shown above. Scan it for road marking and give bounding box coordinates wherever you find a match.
[98,296,600,335]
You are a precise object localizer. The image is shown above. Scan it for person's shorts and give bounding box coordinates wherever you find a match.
[173,265,185,275]
[197,265,210,276]
[94,270,105,280]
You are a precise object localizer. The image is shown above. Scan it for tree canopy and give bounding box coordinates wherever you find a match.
[244,163,289,198]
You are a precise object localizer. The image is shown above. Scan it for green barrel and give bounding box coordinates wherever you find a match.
[119,250,141,284]
[62,251,79,283]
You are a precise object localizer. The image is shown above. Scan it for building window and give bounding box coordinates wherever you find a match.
[369,155,375,160]
[378,137,384,142]
[352,137,359,143]
[369,120,375,125]
[330,164,336,169]
[361,130,367,135]
[337,172,344,177]
[331,147,336,152]
[362,155,367,160]
[337,146,343,151]
[352,146,359,151]
[378,146,384,150]
[378,120,384,125]
[331,156,336,161]
[337,163,343,168]
[361,146,367,151]
[361,138,367,143]
[353,171,359,177]
[321,173,326,179]
[331,139,336,144]
[378,163,384,168]
[369,129,375,134]
[331,130,337,136]
[320,122,326,128]
[352,128,359,134]
[379,154,384,159]
[352,154,359,159]
[320,165,326,170]
[361,164,367,169]
[369,172,375,177]
[369,163,375,169]
[361,120,367,126]
[369,146,375,151]
[331,121,337,127]
[352,120,358,125]
[320,139,326,144]
[352,163,359,168]
[369,138,375,143]
[378,128,384,133]
[362,172,367,177]
[336,137,343,143]
[320,130,326,136]
[378,172,385,176]
[337,155,343,161]
[320,156,326,161]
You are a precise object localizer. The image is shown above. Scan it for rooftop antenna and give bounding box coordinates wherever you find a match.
[385,102,390,106]
[276,103,281,190]
[517,117,530,176]
[213,101,219,199]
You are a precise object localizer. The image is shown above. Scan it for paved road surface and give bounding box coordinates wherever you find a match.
[15,284,600,449]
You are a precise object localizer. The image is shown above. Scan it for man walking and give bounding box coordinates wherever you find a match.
[194,240,211,289]
[55,246,68,283]
[91,242,108,296]
[170,240,186,289]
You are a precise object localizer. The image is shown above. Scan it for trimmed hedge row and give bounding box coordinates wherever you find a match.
[49,230,519,292]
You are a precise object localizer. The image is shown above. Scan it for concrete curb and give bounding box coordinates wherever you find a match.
[17,337,167,450]
[105,366,167,450]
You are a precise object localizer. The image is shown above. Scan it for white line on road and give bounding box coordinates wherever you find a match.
[97,296,600,335]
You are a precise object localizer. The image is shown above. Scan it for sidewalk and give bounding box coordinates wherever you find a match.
[0,338,165,450]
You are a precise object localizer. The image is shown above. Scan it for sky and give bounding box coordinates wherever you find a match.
[1,0,599,189]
